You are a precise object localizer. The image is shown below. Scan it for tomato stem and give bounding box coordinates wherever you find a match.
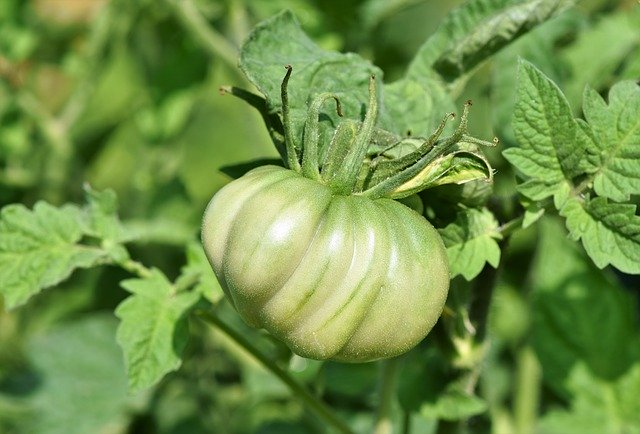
[301,93,342,180]
[373,357,400,434]
[362,111,456,190]
[281,65,302,172]
[327,75,378,195]
[361,101,475,199]
[198,310,355,434]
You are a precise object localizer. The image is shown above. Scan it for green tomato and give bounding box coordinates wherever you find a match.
[202,165,450,362]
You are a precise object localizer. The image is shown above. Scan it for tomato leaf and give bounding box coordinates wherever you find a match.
[239,10,380,155]
[83,185,126,241]
[504,60,640,274]
[0,202,107,309]
[115,269,200,392]
[419,383,488,420]
[378,76,456,140]
[560,197,640,274]
[582,81,640,202]
[439,208,502,281]
[408,0,573,82]
[503,60,586,201]
[178,242,224,304]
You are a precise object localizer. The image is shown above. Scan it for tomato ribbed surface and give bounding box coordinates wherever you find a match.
[202,165,449,362]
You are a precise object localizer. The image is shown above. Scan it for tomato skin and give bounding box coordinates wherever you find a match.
[202,165,449,362]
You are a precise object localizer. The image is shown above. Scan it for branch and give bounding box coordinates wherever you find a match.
[197,311,354,434]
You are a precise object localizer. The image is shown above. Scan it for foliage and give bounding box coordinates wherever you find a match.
[1,0,639,433]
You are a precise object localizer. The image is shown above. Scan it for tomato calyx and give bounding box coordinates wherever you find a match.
[223,66,497,199]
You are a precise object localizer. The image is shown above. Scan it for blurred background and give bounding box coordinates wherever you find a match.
[1,0,639,433]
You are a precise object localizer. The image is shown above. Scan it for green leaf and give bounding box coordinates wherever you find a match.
[582,81,640,202]
[388,150,493,199]
[115,269,200,392]
[408,0,572,82]
[522,203,545,228]
[239,11,458,156]
[179,242,224,304]
[25,315,138,434]
[531,218,640,397]
[420,383,488,421]
[503,60,584,201]
[239,11,380,152]
[560,197,640,274]
[439,208,502,280]
[538,363,640,434]
[0,202,107,309]
[504,61,640,274]
[379,76,455,139]
[82,185,125,241]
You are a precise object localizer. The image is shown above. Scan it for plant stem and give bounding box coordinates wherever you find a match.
[119,258,153,279]
[166,0,241,76]
[513,346,541,434]
[301,93,342,180]
[498,215,524,237]
[281,65,301,171]
[373,357,400,434]
[198,311,354,434]
[469,238,510,341]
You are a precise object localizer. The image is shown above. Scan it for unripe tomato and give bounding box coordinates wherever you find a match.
[202,165,449,362]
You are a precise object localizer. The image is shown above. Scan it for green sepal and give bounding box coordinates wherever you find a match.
[385,149,493,199]
[321,121,359,183]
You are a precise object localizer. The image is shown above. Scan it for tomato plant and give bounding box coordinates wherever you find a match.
[1,1,639,434]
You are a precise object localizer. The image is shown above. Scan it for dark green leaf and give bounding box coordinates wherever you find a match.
[408,0,572,82]
[239,11,380,152]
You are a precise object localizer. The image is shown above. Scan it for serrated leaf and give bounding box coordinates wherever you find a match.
[379,77,455,139]
[408,0,572,82]
[83,185,125,241]
[115,269,200,392]
[239,11,456,155]
[560,196,640,274]
[239,10,380,154]
[439,208,502,280]
[179,242,224,304]
[582,82,640,202]
[0,202,107,309]
[420,384,488,421]
[504,60,586,201]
